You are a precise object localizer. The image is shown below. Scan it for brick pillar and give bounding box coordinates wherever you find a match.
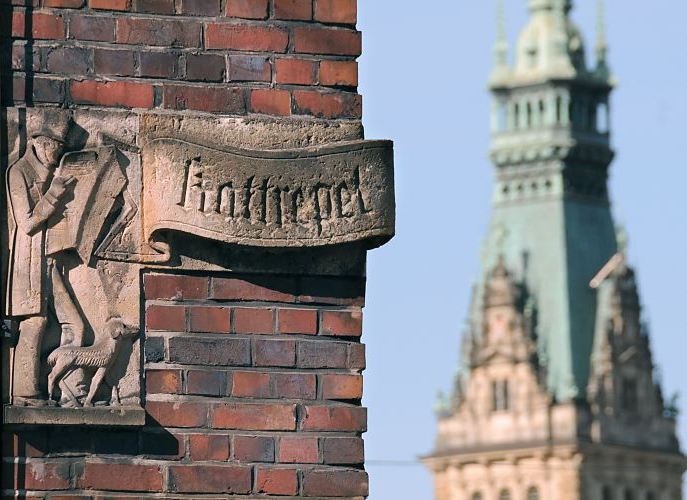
[1,1,391,498]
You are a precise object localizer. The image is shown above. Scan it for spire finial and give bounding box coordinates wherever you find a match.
[494,0,509,68]
[596,0,608,65]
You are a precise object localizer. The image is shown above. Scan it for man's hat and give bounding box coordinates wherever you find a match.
[29,113,72,143]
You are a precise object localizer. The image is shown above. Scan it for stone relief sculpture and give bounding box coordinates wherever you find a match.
[5,113,136,409]
[47,318,138,408]
[2,109,395,421]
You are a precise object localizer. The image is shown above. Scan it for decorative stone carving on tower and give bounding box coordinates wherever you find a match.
[425,1,685,499]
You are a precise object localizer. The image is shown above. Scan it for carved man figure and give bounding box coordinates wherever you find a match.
[6,119,84,406]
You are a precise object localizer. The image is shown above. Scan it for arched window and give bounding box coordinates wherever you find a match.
[499,490,512,500]
[602,485,613,500]
[526,102,533,128]
[514,103,521,129]
[597,102,609,133]
[556,96,563,124]
[538,100,546,126]
[492,380,510,412]
[527,486,540,500]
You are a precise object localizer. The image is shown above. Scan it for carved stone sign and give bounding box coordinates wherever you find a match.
[141,139,395,257]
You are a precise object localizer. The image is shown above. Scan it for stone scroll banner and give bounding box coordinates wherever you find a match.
[141,139,395,254]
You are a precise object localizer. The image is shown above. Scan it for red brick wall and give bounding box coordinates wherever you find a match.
[2,272,370,498]
[1,2,375,497]
[2,0,361,118]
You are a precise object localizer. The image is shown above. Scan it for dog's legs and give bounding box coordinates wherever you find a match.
[58,375,80,408]
[48,357,72,401]
[84,367,107,407]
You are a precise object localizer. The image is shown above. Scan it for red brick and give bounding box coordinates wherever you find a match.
[348,342,366,370]
[293,90,361,119]
[321,374,363,400]
[302,469,368,497]
[320,309,363,337]
[256,467,299,496]
[278,308,318,334]
[212,403,297,430]
[1,430,47,458]
[145,304,186,331]
[273,0,311,20]
[189,434,230,461]
[299,276,365,306]
[322,436,364,464]
[12,12,65,40]
[163,85,246,114]
[169,337,250,366]
[320,60,358,87]
[233,435,275,462]
[44,0,84,7]
[186,370,227,396]
[211,276,297,302]
[168,465,252,494]
[205,24,288,52]
[315,0,357,24]
[90,0,129,9]
[46,47,90,75]
[254,338,296,367]
[278,436,319,463]
[229,55,271,82]
[144,274,209,301]
[139,51,180,78]
[179,0,221,16]
[146,401,208,428]
[292,27,361,56]
[273,372,316,399]
[275,58,316,85]
[251,89,291,117]
[297,340,347,369]
[3,461,70,490]
[227,0,268,19]
[69,15,116,42]
[93,48,135,76]
[140,430,185,458]
[232,370,271,398]
[146,369,182,394]
[301,405,366,432]
[189,306,231,333]
[234,307,274,334]
[71,80,155,109]
[9,75,63,104]
[78,463,163,492]
[187,53,226,82]
[117,18,202,47]
[132,0,174,14]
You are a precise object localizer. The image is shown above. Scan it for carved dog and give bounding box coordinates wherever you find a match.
[47,318,137,407]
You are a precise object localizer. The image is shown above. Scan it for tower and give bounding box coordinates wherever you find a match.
[424,1,686,499]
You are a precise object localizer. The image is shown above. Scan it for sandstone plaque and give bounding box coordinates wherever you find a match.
[141,138,395,260]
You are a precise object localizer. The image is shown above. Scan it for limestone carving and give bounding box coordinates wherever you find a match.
[47,318,138,408]
[5,113,133,408]
[141,138,395,257]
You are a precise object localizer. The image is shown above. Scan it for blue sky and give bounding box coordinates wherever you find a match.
[358,1,687,498]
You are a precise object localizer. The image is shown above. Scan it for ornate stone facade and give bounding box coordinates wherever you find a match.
[424,1,685,498]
